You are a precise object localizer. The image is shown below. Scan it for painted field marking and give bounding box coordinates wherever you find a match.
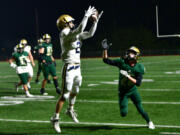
[77,100,180,105]
[0,101,24,106]
[0,118,180,129]
[160,132,180,135]
[1,96,180,105]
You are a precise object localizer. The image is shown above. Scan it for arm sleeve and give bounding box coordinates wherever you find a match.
[79,22,97,40]
[135,73,143,86]
[103,58,120,67]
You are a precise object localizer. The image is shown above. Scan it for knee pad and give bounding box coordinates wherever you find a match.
[72,76,82,94]
[66,82,73,92]
[63,92,70,100]
[74,76,82,87]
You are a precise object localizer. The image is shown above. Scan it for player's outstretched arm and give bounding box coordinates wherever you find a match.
[79,11,103,40]
[71,6,97,36]
[101,39,119,67]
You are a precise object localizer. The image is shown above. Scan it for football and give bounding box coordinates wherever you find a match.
[91,10,99,21]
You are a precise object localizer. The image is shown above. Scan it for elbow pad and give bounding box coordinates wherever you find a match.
[135,74,143,86]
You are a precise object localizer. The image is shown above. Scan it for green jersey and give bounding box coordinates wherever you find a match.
[41,42,53,63]
[104,58,145,92]
[12,51,29,66]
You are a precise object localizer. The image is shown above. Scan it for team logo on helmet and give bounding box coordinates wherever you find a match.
[16,44,24,53]
[20,39,27,45]
[56,14,75,30]
[124,46,140,61]
[43,34,51,39]
[38,38,44,44]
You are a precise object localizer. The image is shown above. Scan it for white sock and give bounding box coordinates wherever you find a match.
[25,91,30,95]
[55,113,59,119]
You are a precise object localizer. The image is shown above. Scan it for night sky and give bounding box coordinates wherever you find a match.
[1,0,180,58]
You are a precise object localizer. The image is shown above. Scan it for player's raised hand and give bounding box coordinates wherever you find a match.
[120,70,130,78]
[96,11,103,22]
[85,6,97,17]
[101,39,112,50]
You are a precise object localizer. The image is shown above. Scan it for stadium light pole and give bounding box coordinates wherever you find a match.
[35,8,40,43]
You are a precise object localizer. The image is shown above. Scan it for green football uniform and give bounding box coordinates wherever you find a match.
[103,58,150,123]
[41,42,56,79]
[12,51,29,84]
[114,58,145,92]
[34,44,43,76]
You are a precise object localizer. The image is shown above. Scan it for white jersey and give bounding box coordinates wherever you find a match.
[60,17,98,64]
[60,28,82,64]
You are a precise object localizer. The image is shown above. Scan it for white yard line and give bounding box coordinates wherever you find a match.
[160,132,180,135]
[6,87,180,92]
[0,118,180,129]
[77,100,180,105]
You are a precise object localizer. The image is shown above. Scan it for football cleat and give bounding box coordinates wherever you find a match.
[26,92,34,98]
[35,79,40,84]
[50,116,61,133]
[40,88,48,95]
[148,121,155,130]
[66,109,79,123]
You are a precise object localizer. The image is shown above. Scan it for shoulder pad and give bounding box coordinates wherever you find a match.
[61,28,70,36]
[137,63,145,74]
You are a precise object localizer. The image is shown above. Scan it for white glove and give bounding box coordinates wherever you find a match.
[120,70,130,78]
[96,11,103,23]
[85,6,97,17]
[10,63,17,69]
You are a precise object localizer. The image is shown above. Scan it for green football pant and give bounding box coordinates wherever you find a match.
[37,61,42,76]
[42,63,57,79]
[18,73,28,84]
[118,90,150,123]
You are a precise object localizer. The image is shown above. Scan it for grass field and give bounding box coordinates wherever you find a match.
[0,56,180,135]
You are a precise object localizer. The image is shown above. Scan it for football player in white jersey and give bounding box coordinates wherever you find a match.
[14,39,35,91]
[50,6,103,133]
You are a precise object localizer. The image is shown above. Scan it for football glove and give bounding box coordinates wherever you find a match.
[54,61,57,67]
[10,63,17,69]
[120,70,130,78]
[85,6,97,17]
[96,11,103,23]
[101,39,112,50]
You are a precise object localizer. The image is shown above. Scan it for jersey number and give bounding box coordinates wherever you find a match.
[47,47,53,56]
[19,56,27,66]
[76,42,81,53]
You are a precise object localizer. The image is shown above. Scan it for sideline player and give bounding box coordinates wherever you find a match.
[39,34,61,95]
[14,39,35,90]
[34,38,52,84]
[101,39,155,130]
[34,38,44,84]
[9,44,33,97]
[50,6,103,133]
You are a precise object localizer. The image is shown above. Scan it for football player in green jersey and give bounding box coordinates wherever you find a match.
[9,44,33,97]
[39,34,61,95]
[34,38,44,84]
[102,39,155,130]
